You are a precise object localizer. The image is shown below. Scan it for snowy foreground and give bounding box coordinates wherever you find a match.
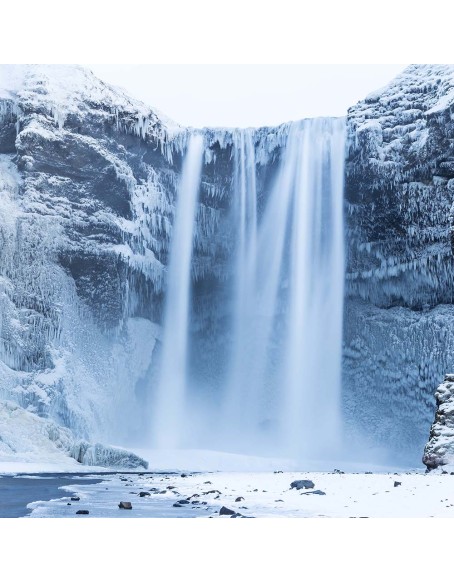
[6,467,454,519]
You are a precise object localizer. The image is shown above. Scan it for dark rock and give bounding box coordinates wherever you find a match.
[178,500,190,505]
[139,491,151,497]
[394,481,402,487]
[76,510,89,515]
[290,479,315,490]
[67,503,71,505]
[230,513,242,518]
[167,485,176,490]
[300,489,326,496]
[118,501,132,509]
[333,469,345,474]
[235,497,245,502]
[204,481,212,485]
[70,496,80,501]
[274,471,283,474]
[181,474,188,478]
[219,506,236,516]
[204,490,222,495]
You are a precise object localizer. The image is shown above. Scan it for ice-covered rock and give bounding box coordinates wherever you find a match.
[70,441,148,469]
[0,399,147,468]
[344,64,454,460]
[423,374,454,469]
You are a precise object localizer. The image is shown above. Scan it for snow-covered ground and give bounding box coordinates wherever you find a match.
[3,448,451,518]
[21,468,454,518]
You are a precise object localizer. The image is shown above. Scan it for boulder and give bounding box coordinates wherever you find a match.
[290,479,315,490]
[219,506,236,516]
[118,501,132,509]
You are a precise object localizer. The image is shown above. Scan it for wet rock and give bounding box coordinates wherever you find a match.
[290,479,315,490]
[219,506,236,516]
[76,510,89,515]
[235,497,245,502]
[118,501,132,509]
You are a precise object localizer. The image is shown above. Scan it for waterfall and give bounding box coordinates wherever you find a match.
[151,133,204,449]
[223,118,346,460]
[152,118,346,462]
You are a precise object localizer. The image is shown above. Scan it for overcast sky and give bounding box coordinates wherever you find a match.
[89,65,407,128]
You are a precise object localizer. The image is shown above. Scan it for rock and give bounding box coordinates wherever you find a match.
[173,503,183,508]
[67,503,71,505]
[139,492,150,497]
[274,471,283,474]
[70,496,80,501]
[302,489,326,496]
[204,490,222,495]
[181,474,188,478]
[178,500,190,505]
[423,375,454,469]
[230,513,242,518]
[118,501,132,509]
[219,506,236,516]
[167,485,176,490]
[394,481,402,487]
[76,510,89,515]
[333,469,345,474]
[235,497,245,502]
[204,481,212,485]
[290,479,315,490]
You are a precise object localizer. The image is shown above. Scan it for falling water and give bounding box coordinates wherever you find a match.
[152,119,346,462]
[152,133,204,449]
[223,118,346,460]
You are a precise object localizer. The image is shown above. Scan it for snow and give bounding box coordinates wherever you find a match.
[0,399,148,471]
[22,468,454,518]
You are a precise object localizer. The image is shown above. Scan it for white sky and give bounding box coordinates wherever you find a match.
[89,65,407,129]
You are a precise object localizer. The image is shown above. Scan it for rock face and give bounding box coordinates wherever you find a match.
[344,65,454,461]
[423,374,454,469]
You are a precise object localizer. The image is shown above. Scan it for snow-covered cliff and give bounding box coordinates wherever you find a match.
[0,65,285,460]
[344,65,454,461]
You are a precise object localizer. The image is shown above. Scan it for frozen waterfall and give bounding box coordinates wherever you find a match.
[152,119,346,462]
